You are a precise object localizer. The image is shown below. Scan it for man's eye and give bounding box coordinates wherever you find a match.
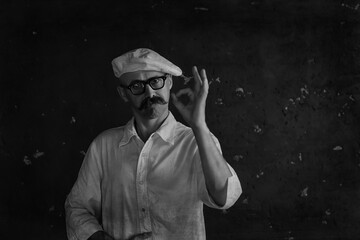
[131,83,143,89]
[151,78,160,84]
[152,78,164,85]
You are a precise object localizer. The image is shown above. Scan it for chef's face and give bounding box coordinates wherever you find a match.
[117,70,173,119]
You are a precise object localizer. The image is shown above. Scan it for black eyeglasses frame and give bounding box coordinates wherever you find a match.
[120,74,170,95]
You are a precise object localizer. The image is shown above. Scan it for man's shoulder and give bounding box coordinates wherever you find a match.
[173,121,195,140]
[93,125,127,143]
[173,121,221,147]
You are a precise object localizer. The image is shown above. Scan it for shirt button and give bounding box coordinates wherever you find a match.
[139,180,144,185]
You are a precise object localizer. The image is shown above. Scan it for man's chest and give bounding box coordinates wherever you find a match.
[101,139,198,194]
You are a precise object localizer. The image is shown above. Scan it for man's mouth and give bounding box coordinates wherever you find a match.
[139,96,167,110]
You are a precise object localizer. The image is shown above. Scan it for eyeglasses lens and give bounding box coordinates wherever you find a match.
[129,76,166,95]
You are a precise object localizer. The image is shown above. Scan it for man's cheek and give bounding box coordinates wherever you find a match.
[128,98,141,108]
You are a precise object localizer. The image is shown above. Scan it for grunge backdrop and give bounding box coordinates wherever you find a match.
[1,0,360,239]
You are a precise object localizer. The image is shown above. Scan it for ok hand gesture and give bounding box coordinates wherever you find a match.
[171,66,209,130]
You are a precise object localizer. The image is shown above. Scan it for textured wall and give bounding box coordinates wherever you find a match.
[1,0,360,239]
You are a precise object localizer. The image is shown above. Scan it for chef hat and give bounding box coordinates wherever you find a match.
[111,48,182,78]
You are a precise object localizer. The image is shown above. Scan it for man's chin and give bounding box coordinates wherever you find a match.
[141,106,163,119]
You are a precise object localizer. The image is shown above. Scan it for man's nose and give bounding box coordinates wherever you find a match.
[144,84,156,98]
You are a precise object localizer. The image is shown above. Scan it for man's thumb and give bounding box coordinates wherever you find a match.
[171,93,184,111]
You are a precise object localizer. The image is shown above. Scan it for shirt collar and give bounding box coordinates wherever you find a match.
[118,111,177,147]
[118,117,138,147]
[155,112,177,145]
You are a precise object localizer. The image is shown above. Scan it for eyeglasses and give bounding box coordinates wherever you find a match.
[121,74,169,95]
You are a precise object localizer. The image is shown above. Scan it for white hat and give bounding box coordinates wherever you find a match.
[111,48,182,78]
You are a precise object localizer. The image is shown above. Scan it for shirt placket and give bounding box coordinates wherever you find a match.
[136,138,153,235]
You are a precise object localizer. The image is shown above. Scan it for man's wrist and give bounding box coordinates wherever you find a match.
[191,123,210,134]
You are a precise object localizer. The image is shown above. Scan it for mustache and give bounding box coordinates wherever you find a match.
[139,96,167,110]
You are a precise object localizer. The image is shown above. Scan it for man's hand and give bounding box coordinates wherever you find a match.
[171,66,209,130]
[88,231,114,240]
[88,231,152,240]
[128,232,152,239]
[172,66,233,206]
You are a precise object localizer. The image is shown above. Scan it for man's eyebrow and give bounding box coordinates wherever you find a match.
[128,79,142,85]
[129,75,164,84]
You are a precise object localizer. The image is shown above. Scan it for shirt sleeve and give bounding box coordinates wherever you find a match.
[196,134,242,210]
[65,140,104,240]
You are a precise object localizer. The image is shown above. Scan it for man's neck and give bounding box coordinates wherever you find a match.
[133,109,169,142]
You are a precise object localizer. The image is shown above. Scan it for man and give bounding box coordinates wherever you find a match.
[65,48,242,240]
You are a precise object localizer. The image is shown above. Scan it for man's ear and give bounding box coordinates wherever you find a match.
[168,75,173,90]
[117,86,129,102]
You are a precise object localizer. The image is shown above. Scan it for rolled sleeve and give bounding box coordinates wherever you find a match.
[201,164,242,209]
[196,133,242,209]
[65,140,103,240]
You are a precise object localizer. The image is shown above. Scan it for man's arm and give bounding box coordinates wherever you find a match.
[192,125,232,206]
[65,140,106,240]
[172,66,241,207]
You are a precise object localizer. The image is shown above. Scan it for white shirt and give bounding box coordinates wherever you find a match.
[65,112,241,240]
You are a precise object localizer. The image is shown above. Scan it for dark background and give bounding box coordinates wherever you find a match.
[1,0,360,239]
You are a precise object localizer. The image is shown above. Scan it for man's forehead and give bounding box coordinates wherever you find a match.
[120,70,165,83]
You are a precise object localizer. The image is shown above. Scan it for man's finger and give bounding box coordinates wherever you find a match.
[192,66,202,93]
[171,93,185,111]
[175,88,195,101]
[200,69,209,94]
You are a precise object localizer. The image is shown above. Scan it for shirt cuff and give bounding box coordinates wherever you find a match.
[67,220,103,240]
[205,165,242,209]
